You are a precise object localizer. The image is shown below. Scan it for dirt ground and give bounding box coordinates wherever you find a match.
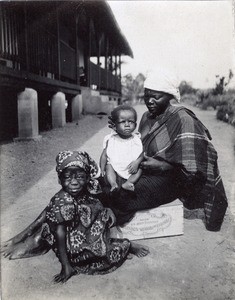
[1,103,235,300]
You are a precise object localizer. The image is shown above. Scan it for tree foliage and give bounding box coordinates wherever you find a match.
[213,69,234,95]
[121,73,146,102]
[178,81,196,96]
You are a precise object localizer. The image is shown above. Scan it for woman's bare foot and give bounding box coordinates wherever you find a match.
[122,181,134,191]
[129,242,149,258]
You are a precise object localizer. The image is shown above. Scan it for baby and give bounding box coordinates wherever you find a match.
[100,105,143,192]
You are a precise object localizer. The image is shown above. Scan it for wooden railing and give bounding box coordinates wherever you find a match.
[27,27,59,78]
[90,61,121,93]
[0,4,121,93]
[0,4,60,78]
[0,4,24,68]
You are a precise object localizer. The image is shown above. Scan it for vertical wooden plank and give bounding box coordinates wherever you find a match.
[97,36,101,90]
[11,8,17,64]
[56,6,61,80]
[24,3,29,71]
[105,36,109,90]
[0,4,4,56]
[75,14,80,85]
[87,17,91,87]
[2,5,8,57]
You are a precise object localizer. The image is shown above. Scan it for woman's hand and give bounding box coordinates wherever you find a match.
[53,264,77,284]
[140,154,173,172]
[140,153,164,171]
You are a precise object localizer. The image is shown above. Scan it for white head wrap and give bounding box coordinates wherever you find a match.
[144,69,181,102]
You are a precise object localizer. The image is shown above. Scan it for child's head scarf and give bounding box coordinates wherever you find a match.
[144,69,181,102]
[56,150,101,194]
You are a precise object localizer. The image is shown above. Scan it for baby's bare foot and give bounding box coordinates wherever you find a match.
[110,184,118,192]
[122,181,134,191]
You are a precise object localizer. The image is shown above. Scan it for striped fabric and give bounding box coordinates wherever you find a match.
[139,105,228,231]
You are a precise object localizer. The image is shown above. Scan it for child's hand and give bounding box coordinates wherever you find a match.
[106,208,116,228]
[127,161,139,174]
[53,264,77,284]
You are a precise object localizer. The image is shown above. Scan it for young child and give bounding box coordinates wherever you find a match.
[100,105,143,192]
[2,150,149,283]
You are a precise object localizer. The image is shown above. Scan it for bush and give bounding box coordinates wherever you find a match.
[181,90,235,127]
[181,94,198,106]
[201,95,228,110]
[216,94,235,127]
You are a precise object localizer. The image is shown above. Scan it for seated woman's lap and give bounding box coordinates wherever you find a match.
[110,171,179,225]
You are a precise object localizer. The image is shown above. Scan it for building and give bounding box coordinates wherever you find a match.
[0,0,133,140]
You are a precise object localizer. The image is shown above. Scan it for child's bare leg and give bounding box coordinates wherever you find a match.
[122,169,142,191]
[106,164,118,191]
[1,209,47,259]
[129,241,149,258]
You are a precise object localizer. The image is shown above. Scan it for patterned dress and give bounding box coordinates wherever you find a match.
[42,189,130,275]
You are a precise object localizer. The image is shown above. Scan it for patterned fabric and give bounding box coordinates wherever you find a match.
[43,190,130,275]
[56,150,101,194]
[139,105,228,231]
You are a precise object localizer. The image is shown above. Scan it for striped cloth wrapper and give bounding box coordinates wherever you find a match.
[139,105,228,231]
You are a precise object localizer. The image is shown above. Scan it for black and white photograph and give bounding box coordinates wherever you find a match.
[1,1,235,299]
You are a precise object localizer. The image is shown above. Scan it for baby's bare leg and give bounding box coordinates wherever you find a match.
[106,164,118,191]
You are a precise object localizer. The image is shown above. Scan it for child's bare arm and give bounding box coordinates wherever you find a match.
[128,152,144,174]
[100,148,107,176]
[54,224,76,283]
[135,152,144,165]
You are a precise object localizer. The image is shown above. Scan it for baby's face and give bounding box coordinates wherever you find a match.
[115,110,136,138]
[60,166,88,197]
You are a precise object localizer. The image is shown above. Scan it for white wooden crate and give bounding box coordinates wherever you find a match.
[110,199,183,241]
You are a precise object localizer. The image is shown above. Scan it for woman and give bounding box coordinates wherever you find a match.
[107,70,228,232]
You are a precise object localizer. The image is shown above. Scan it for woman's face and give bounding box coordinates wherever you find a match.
[60,166,88,197]
[144,89,171,117]
[115,110,137,138]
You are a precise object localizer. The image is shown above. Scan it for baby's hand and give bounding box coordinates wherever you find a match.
[53,264,77,284]
[127,161,139,174]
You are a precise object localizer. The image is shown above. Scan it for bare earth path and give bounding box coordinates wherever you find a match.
[1,103,235,300]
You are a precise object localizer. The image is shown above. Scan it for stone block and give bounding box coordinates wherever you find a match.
[72,94,83,121]
[16,88,41,140]
[51,92,66,128]
[82,88,102,114]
